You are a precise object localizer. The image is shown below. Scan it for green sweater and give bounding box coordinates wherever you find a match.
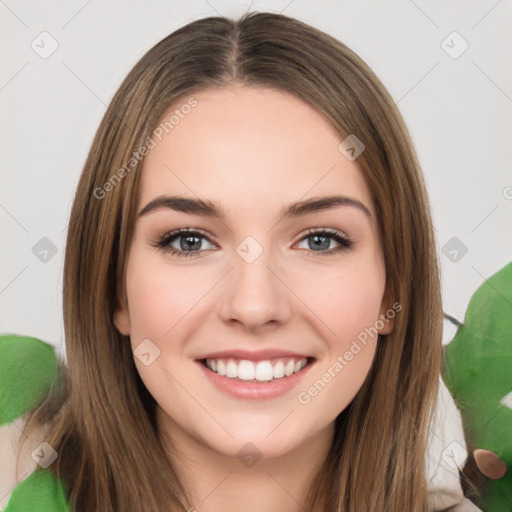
[0,334,71,511]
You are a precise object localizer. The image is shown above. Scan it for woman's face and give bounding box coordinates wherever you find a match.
[114,84,394,460]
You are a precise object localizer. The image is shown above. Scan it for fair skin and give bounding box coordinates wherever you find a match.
[114,84,394,512]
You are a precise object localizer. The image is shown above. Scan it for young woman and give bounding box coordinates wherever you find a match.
[2,11,480,512]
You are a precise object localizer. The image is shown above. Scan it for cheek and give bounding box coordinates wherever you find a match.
[124,256,209,404]
[294,256,385,347]
[125,254,213,341]
[294,265,383,416]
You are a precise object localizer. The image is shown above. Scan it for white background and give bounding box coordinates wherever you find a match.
[1,0,511,358]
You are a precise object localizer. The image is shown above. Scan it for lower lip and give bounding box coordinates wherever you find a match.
[196,359,315,400]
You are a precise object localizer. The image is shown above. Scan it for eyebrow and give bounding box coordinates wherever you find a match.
[138,194,372,221]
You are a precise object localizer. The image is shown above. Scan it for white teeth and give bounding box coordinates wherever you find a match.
[238,360,255,381]
[255,361,274,381]
[226,360,238,378]
[273,361,285,378]
[216,360,226,376]
[205,357,309,382]
[285,360,295,376]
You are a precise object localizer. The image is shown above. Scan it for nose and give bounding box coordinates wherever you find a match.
[217,248,293,332]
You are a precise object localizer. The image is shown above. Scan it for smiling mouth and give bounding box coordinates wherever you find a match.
[199,356,315,383]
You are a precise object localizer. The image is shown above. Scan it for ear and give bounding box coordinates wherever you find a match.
[378,283,396,335]
[113,293,131,336]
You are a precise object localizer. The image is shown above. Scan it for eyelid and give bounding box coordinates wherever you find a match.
[159,227,217,245]
[295,227,350,242]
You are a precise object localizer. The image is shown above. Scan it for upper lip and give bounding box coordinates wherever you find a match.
[195,349,313,361]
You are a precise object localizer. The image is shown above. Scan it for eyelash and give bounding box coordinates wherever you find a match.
[152,227,354,258]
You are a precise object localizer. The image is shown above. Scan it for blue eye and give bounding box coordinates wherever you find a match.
[153,228,353,257]
[297,228,353,256]
[153,228,215,257]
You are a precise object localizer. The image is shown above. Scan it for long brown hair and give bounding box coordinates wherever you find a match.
[19,11,443,511]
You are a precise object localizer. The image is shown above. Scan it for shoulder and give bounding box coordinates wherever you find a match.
[452,498,484,511]
[0,416,44,509]
[0,334,62,510]
[425,377,483,511]
[1,454,70,511]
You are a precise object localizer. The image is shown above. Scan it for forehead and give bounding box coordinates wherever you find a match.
[139,85,374,220]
